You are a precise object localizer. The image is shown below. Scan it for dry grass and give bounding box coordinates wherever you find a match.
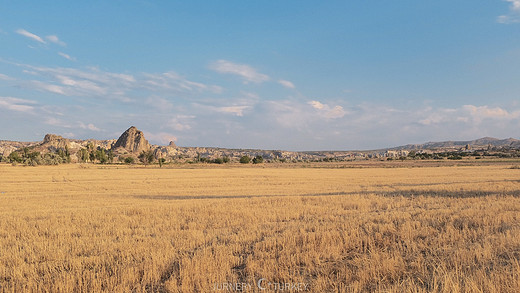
[0,163,519,292]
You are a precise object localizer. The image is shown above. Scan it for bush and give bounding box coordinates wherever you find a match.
[448,155,463,160]
[240,156,251,164]
[8,152,22,163]
[252,155,264,164]
[124,157,135,164]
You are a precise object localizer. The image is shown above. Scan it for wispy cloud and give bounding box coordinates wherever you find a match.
[58,52,76,61]
[8,63,220,102]
[143,71,222,93]
[278,79,295,89]
[0,96,37,113]
[46,35,66,46]
[498,0,520,23]
[29,80,68,95]
[0,73,13,81]
[16,29,46,43]
[209,60,270,84]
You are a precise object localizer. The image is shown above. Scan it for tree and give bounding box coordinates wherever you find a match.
[252,155,264,164]
[139,150,155,165]
[107,150,115,164]
[78,148,89,163]
[239,156,251,164]
[158,158,166,167]
[95,149,108,164]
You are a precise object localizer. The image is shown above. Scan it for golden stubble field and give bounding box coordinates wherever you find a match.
[0,163,520,292]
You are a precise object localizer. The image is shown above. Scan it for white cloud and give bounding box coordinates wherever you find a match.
[462,104,520,123]
[278,79,295,89]
[419,105,519,126]
[79,122,101,131]
[16,29,46,43]
[209,60,270,83]
[309,100,325,110]
[144,132,178,145]
[46,35,66,46]
[44,117,71,128]
[308,100,346,119]
[0,96,36,113]
[216,106,251,116]
[326,105,347,119]
[58,52,76,61]
[498,0,520,23]
[168,116,194,131]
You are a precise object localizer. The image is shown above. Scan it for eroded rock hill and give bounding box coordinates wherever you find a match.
[112,126,150,153]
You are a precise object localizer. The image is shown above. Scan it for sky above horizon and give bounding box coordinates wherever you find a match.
[1,1,520,151]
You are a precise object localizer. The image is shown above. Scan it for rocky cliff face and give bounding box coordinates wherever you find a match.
[112,126,150,153]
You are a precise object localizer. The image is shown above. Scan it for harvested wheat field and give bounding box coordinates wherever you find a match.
[0,163,520,292]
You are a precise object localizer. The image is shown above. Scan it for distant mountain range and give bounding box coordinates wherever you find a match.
[389,137,520,151]
[1,126,519,164]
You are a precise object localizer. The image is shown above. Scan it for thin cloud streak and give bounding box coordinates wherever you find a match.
[0,96,37,113]
[58,52,76,61]
[16,29,46,43]
[209,60,270,83]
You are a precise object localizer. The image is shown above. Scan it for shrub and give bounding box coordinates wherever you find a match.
[124,157,135,164]
[252,155,264,164]
[240,156,251,164]
[8,152,22,163]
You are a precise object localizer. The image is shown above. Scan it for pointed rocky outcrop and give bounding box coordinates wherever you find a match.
[112,126,150,153]
[40,134,70,151]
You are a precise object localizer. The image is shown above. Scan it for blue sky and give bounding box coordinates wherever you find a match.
[1,1,520,150]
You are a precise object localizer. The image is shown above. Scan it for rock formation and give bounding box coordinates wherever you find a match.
[112,126,150,153]
[40,134,70,152]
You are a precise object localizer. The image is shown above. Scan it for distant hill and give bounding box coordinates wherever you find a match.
[390,137,520,151]
[1,128,519,164]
